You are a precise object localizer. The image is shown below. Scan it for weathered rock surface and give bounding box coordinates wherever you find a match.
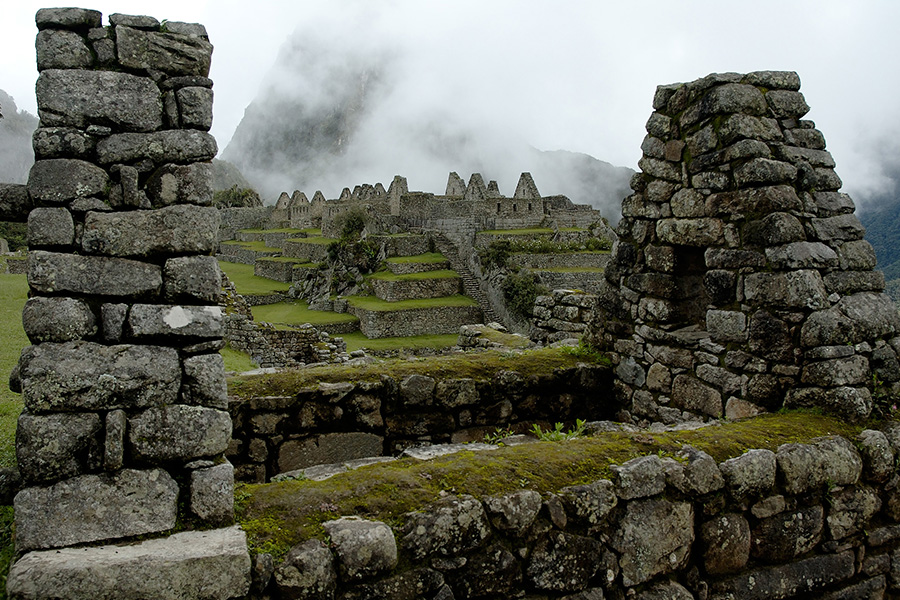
[16,412,101,483]
[709,551,855,600]
[116,26,213,76]
[323,517,397,581]
[483,489,542,531]
[27,159,110,204]
[14,468,178,551]
[96,130,217,165]
[401,495,491,560]
[526,532,603,592]
[128,404,231,461]
[21,296,96,343]
[190,462,234,523]
[129,304,223,339]
[82,205,219,257]
[17,341,180,412]
[28,250,162,297]
[274,539,337,600]
[7,526,250,600]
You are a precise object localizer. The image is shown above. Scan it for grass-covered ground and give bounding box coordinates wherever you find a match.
[367,269,459,281]
[221,345,258,373]
[219,240,281,253]
[385,252,447,264]
[219,261,291,296]
[345,294,478,312]
[284,236,337,245]
[251,300,359,327]
[341,332,459,353]
[236,411,863,560]
[0,274,27,469]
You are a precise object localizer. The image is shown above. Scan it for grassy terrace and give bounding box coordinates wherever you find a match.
[237,411,863,559]
[345,294,477,312]
[0,274,27,469]
[227,346,592,398]
[367,269,458,281]
[341,332,459,353]
[385,252,447,264]
[284,236,338,245]
[479,228,554,235]
[218,261,291,295]
[255,257,320,266]
[251,300,359,327]
[238,228,307,235]
[220,240,281,253]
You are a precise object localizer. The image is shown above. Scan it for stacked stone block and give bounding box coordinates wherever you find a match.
[8,10,247,594]
[592,71,900,424]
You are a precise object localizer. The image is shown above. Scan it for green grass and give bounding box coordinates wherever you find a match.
[478,228,554,235]
[218,261,291,295]
[345,294,477,312]
[221,345,258,373]
[239,228,305,234]
[220,240,281,253]
[367,269,459,282]
[385,253,447,264]
[284,236,338,245]
[236,411,862,560]
[341,332,459,353]
[0,274,27,470]
[530,267,606,273]
[255,257,319,265]
[251,300,359,326]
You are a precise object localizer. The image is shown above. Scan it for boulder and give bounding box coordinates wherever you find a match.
[82,205,219,257]
[323,517,397,581]
[274,539,337,600]
[400,495,491,560]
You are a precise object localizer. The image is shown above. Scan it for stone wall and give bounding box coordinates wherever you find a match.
[7,9,249,597]
[592,71,900,425]
[228,362,611,482]
[370,276,461,302]
[218,206,272,241]
[350,303,484,338]
[251,426,900,600]
[532,289,597,342]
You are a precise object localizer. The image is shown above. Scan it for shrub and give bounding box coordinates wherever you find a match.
[502,269,542,318]
[333,208,368,241]
[479,240,512,269]
[212,185,262,208]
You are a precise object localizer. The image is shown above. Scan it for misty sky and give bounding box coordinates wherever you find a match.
[3,1,900,209]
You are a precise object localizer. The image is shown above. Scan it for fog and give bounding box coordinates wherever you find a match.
[3,1,900,214]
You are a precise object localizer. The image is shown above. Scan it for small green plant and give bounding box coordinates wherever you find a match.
[333,207,368,241]
[561,340,608,364]
[484,426,517,444]
[531,419,587,441]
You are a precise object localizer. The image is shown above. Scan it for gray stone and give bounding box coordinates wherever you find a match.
[766,90,810,117]
[22,296,96,343]
[190,462,234,523]
[827,485,880,540]
[709,551,854,600]
[400,374,435,406]
[323,517,397,581]
[708,185,803,215]
[116,26,213,76]
[785,386,873,420]
[83,205,219,257]
[559,479,617,525]
[801,354,869,386]
[705,247,766,269]
[146,162,214,207]
[776,436,862,495]
[734,158,797,186]
[182,353,228,409]
[434,378,479,408]
[656,217,725,246]
[7,526,250,600]
[251,552,275,595]
[36,69,162,132]
[448,543,522,599]
[820,577,887,600]
[815,191,856,215]
[165,22,209,37]
[809,214,866,242]
[744,70,801,90]
[105,409,125,471]
[611,455,665,499]
[701,513,750,574]
[858,429,894,482]
[27,159,109,204]
[717,113,783,145]
[16,412,102,483]
[164,255,221,302]
[610,498,693,586]
[339,567,445,600]
[616,356,646,387]
[484,490,542,531]
[665,445,725,495]
[28,250,162,297]
[128,405,231,461]
[279,433,384,472]
[526,532,603,592]
[751,495,786,519]
[696,363,742,395]
[96,130,217,165]
[101,303,128,342]
[824,270,885,295]
[706,310,747,343]
[0,184,31,222]
[35,30,93,70]
[745,211,806,246]
[27,207,74,247]
[274,539,337,600]
[17,341,180,412]
[400,495,491,560]
[110,13,160,28]
[671,374,722,418]
[35,7,102,29]
[637,581,694,600]
[719,448,776,498]
[701,83,767,116]
[743,270,829,310]
[128,304,223,339]
[176,87,214,130]
[751,505,823,562]
[14,468,178,551]
[765,241,837,269]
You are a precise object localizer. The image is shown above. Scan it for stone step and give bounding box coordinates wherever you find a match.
[433,234,500,323]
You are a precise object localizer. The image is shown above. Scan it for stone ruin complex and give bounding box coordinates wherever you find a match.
[7,6,900,599]
[590,71,900,425]
[6,8,249,598]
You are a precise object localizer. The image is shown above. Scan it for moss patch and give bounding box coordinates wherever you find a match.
[341,332,459,353]
[251,300,360,327]
[346,294,477,312]
[237,411,862,560]
[228,346,601,398]
[218,261,291,295]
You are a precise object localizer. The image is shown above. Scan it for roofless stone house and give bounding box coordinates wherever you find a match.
[591,71,900,424]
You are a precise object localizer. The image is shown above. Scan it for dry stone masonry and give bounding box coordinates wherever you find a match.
[7,8,249,599]
[592,71,900,425]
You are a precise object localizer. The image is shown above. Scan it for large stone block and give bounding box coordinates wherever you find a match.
[801,292,900,347]
[801,354,869,386]
[164,255,221,302]
[182,353,228,409]
[190,462,234,523]
[128,304,223,339]
[96,130,217,165]
[751,505,823,562]
[27,207,74,247]
[526,532,603,592]
[671,374,722,417]
[610,498,694,586]
[400,495,491,560]
[146,162,214,207]
[776,436,862,495]
[709,551,855,600]
[700,83,767,116]
[14,468,178,551]
[82,204,219,257]
[785,385,873,421]
[27,159,110,205]
[32,127,96,160]
[656,217,725,246]
[176,86,214,130]
[128,405,231,461]
[35,30,93,70]
[35,69,162,132]
[765,241,838,270]
[701,513,750,574]
[743,270,829,310]
[17,341,180,412]
[274,539,337,600]
[323,517,397,582]
[28,250,162,297]
[734,158,797,187]
[706,185,803,217]
[719,448,776,498]
[7,526,250,600]
[22,296,96,343]
[35,7,102,30]
[277,432,384,472]
[16,412,102,483]
[116,26,213,76]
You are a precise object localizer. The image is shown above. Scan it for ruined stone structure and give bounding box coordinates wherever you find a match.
[592,71,900,424]
[7,9,249,598]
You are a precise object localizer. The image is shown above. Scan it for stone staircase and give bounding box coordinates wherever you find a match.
[433,233,500,324]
